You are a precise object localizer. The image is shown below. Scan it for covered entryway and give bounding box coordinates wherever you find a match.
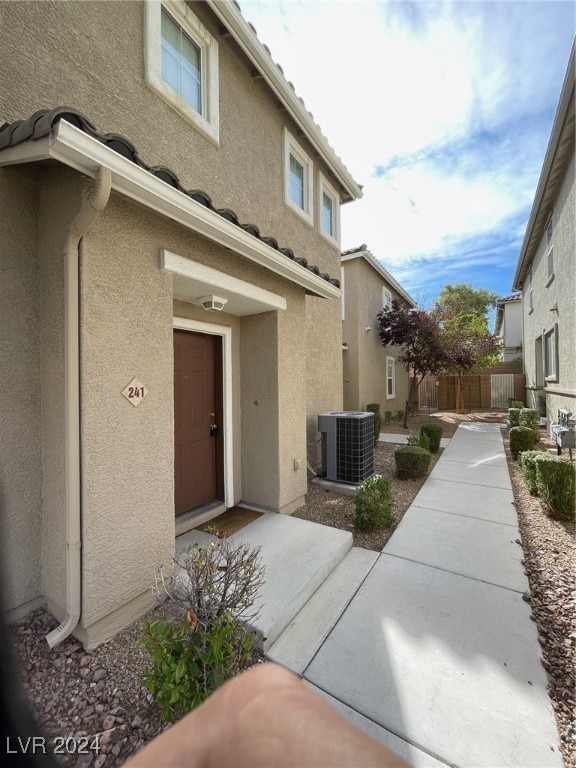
[174,330,223,515]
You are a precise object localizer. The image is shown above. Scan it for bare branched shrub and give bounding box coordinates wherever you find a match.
[155,538,265,631]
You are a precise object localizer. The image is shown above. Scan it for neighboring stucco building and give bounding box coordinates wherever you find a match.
[512,42,575,420]
[341,245,416,416]
[495,294,523,363]
[0,0,361,646]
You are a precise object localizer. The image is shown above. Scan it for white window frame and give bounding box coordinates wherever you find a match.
[341,266,345,321]
[382,287,392,307]
[386,356,395,399]
[283,129,313,224]
[318,172,340,245]
[527,267,533,314]
[545,214,554,286]
[144,0,220,144]
[544,325,558,382]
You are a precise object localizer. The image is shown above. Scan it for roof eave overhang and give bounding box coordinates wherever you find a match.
[341,251,417,307]
[0,120,340,300]
[512,44,575,291]
[208,0,362,203]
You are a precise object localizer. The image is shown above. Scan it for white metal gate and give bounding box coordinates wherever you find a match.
[491,374,514,408]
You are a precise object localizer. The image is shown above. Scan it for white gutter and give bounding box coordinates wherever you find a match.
[0,120,340,300]
[209,0,362,202]
[46,167,112,648]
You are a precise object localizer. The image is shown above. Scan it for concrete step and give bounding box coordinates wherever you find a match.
[229,513,353,650]
[267,546,378,673]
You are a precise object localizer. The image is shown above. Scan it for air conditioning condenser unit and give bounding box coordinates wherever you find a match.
[318,411,374,484]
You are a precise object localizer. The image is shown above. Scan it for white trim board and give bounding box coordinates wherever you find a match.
[0,120,340,300]
[173,316,234,509]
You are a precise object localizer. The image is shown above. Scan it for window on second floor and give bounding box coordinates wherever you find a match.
[528,267,533,313]
[284,129,313,224]
[318,173,340,244]
[144,1,219,143]
[382,287,392,307]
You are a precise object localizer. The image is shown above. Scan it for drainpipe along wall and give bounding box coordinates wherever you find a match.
[46,167,112,648]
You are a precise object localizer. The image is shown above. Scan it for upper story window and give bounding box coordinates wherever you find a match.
[527,266,533,313]
[318,173,340,245]
[284,129,313,224]
[144,1,219,144]
[545,214,554,285]
[382,287,392,307]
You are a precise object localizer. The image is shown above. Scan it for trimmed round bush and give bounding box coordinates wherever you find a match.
[519,408,539,437]
[421,423,443,453]
[509,425,535,460]
[395,445,431,479]
[507,408,521,429]
[354,475,394,530]
[519,450,541,495]
[366,403,382,445]
[509,399,524,409]
[535,455,575,520]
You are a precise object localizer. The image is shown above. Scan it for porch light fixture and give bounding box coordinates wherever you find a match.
[198,295,228,311]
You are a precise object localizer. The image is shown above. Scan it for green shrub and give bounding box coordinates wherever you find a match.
[519,451,541,495]
[141,538,265,722]
[141,614,257,722]
[509,398,524,408]
[354,475,395,530]
[395,445,431,479]
[509,425,535,460]
[408,403,419,415]
[407,432,431,451]
[366,403,381,445]
[421,423,443,453]
[384,411,392,424]
[397,410,404,421]
[519,408,539,436]
[535,455,575,520]
[507,407,521,429]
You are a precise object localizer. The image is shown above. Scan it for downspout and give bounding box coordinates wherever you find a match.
[46,166,112,648]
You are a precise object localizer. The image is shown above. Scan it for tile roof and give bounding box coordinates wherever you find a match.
[0,107,340,289]
[497,294,521,304]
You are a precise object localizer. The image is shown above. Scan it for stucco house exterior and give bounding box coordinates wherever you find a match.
[495,294,523,363]
[0,0,362,647]
[512,42,575,419]
[341,245,416,416]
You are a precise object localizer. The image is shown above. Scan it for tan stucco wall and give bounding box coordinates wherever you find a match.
[342,257,411,415]
[305,295,343,468]
[523,145,575,417]
[75,189,309,638]
[0,0,340,279]
[0,166,42,614]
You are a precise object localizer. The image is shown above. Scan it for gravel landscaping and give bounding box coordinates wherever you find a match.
[8,410,574,767]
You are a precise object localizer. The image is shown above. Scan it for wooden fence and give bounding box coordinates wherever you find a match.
[438,373,525,410]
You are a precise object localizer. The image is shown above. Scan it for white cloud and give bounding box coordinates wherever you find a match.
[241,0,575,293]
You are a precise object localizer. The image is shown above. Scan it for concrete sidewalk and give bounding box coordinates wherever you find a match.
[283,422,563,767]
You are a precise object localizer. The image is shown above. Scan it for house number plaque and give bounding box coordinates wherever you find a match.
[122,378,148,407]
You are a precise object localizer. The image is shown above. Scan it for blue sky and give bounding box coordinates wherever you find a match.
[240,0,575,308]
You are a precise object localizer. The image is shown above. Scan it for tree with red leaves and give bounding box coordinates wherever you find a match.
[377,299,447,428]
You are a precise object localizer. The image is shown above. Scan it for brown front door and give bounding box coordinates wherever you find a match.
[174,330,219,515]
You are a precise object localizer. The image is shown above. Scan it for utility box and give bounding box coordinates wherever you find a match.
[318,411,374,484]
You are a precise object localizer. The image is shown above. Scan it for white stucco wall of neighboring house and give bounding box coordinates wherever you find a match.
[499,300,523,362]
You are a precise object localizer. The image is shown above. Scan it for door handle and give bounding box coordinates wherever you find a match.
[210,424,219,437]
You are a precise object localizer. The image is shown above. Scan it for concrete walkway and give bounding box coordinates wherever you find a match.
[276,422,563,767]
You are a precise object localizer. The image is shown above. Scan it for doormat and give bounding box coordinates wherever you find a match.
[199,506,263,537]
